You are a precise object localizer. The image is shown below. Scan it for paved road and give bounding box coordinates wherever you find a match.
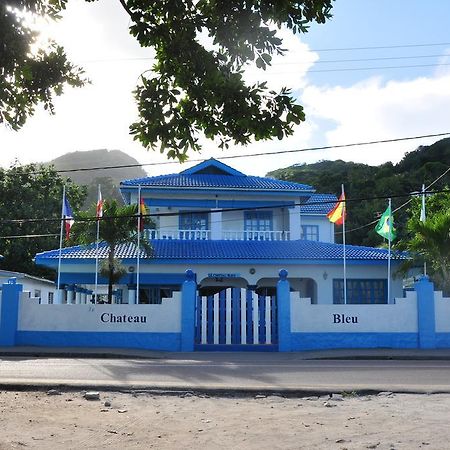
[1,353,450,393]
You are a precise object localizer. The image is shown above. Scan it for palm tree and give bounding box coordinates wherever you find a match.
[70,199,151,303]
[403,210,450,295]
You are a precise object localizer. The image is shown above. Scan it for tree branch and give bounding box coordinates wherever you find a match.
[118,0,134,19]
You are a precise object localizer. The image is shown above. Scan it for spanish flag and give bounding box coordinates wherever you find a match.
[139,197,147,232]
[327,192,346,225]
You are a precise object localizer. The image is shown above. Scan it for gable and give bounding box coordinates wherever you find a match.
[180,158,244,176]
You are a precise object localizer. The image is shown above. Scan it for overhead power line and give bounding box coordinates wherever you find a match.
[282,54,449,65]
[1,188,450,229]
[306,62,450,74]
[83,52,450,66]
[311,42,450,52]
[32,131,450,176]
[342,166,450,235]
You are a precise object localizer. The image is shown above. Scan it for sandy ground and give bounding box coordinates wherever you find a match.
[0,390,449,449]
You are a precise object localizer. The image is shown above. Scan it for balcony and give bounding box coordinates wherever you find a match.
[144,229,290,241]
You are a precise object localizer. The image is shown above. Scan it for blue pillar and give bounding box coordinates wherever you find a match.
[277,269,292,352]
[181,269,197,352]
[0,278,23,346]
[415,276,436,349]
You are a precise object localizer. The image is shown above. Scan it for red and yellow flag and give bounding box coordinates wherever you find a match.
[327,192,346,225]
[96,187,103,219]
[139,197,147,232]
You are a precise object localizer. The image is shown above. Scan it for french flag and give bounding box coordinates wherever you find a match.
[63,196,74,240]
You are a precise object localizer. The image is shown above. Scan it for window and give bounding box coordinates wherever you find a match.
[48,292,54,304]
[333,279,387,304]
[244,211,273,231]
[34,289,41,298]
[301,225,319,241]
[179,212,208,230]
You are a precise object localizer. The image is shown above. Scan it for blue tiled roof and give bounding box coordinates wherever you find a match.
[121,174,313,192]
[35,240,406,263]
[300,194,337,215]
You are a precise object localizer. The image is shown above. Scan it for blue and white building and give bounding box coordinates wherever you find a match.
[16,158,421,352]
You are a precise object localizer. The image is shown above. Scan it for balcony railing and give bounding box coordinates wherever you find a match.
[144,229,290,241]
[144,229,211,240]
[222,230,290,241]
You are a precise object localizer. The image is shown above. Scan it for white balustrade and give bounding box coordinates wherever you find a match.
[222,230,290,241]
[145,229,290,241]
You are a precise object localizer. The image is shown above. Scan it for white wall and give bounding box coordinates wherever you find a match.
[287,264,404,304]
[18,292,182,333]
[301,216,335,243]
[434,291,450,332]
[291,291,418,333]
[0,276,55,305]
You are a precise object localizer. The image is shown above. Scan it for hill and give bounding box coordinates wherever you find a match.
[47,149,147,208]
[268,138,450,247]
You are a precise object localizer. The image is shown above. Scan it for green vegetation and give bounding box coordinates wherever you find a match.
[268,138,450,247]
[69,199,152,302]
[0,163,86,278]
[399,192,450,295]
[1,0,333,160]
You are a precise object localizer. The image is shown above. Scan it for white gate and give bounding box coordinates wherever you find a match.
[195,288,277,349]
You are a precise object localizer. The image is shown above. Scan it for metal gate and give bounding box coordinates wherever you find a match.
[194,288,278,351]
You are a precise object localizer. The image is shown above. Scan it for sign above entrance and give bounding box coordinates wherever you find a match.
[208,273,241,278]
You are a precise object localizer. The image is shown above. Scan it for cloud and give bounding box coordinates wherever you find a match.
[300,72,450,165]
[243,27,319,92]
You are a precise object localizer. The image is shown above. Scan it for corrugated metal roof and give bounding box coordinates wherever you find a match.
[300,193,337,215]
[121,174,313,191]
[35,240,406,262]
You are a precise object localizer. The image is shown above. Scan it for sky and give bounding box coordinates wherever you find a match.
[1,0,450,177]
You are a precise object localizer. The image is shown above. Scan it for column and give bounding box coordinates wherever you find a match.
[66,285,75,304]
[181,269,197,351]
[289,205,301,240]
[54,287,64,305]
[0,278,23,346]
[75,287,82,305]
[86,290,93,304]
[277,269,292,351]
[128,285,137,305]
[415,276,436,349]
[210,209,222,240]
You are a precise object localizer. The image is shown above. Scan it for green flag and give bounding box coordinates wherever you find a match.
[375,205,396,240]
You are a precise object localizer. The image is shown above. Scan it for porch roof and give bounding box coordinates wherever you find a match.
[35,239,407,264]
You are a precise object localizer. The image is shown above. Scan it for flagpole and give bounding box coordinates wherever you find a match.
[342,184,347,305]
[56,185,66,304]
[421,184,427,276]
[136,185,141,305]
[94,184,101,304]
[387,198,392,304]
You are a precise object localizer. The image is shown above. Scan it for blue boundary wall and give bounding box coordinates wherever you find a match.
[1,273,450,352]
[0,271,199,352]
[284,274,438,351]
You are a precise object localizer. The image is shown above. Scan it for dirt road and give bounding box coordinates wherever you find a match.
[0,390,447,449]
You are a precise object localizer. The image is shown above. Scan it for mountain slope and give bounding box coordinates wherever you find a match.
[47,149,147,208]
[268,138,450,246]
